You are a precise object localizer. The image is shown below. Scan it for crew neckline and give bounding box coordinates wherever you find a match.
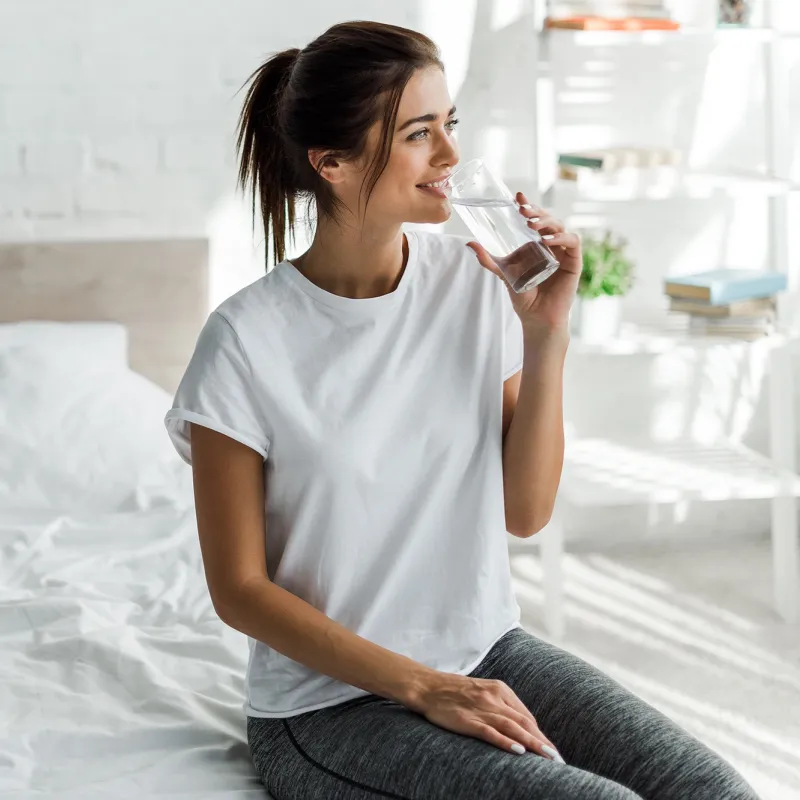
[279,231,419,315]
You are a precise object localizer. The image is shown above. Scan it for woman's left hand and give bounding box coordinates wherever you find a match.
[467,192,581,335]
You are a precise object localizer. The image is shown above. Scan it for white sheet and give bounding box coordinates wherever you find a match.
[0,503,273,799]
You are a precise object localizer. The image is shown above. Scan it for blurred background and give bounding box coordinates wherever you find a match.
[1,1,800,798]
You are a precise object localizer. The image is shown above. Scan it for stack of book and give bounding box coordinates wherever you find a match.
[664,269,787,340]
[547,0,680,29]
[558,147,682,179]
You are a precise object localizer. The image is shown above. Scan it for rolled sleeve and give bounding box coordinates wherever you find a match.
[164,311,270,464]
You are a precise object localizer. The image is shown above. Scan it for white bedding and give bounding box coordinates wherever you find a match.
[0,325,275,797]
[0,504,272,799]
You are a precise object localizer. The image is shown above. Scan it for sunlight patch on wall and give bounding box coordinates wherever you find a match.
[490,0,526,31]
[206,192,266,310]
[557,91,614,105]
[647,346,766,444]
[417,0,476,98]
[582,59,616,73]
[687,44,761,169]
[479,125,509,177]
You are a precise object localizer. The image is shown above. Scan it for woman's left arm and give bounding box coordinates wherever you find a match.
[466,192,581,537]
[501,328,569,536]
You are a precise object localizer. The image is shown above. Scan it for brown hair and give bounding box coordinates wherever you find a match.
[235,20,443,267]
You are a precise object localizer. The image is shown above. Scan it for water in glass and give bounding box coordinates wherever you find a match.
[451,197,559,292]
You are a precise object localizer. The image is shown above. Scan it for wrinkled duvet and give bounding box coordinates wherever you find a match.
[0,504,273,799]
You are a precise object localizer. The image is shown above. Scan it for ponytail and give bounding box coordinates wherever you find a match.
[236,48,300,268]
[236,23,443,272]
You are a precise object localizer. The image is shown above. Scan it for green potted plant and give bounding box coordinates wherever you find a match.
[572,230,635,343]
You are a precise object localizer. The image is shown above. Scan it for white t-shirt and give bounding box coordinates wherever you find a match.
[164,229,525,718]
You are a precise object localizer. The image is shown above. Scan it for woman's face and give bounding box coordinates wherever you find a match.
[353,66,460,228]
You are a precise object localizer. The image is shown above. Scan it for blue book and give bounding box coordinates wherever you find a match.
[664,269,787,306]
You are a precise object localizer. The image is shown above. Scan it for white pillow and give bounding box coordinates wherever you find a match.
[0,344,191,513]
[0,321,129,369]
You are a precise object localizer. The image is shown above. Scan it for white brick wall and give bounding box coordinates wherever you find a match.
[6,0,794,255]
[0,0,415,243]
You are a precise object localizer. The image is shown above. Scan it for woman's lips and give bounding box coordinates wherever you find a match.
[417,181,450,199]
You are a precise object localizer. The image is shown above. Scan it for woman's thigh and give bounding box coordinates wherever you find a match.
[474,627,759,800]
[248,693,641,800]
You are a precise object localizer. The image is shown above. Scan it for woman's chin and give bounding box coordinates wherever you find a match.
[409,204,452,226]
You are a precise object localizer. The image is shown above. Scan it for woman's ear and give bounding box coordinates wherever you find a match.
[308,150,346,185]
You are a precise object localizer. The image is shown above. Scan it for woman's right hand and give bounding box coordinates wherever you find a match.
[407,672,565,763]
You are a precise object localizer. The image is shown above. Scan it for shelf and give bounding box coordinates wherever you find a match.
[544,26,778,45]
[559,436,800,507]
[567,324,791,356]
[714,26,777,42]
[551,170,790,201]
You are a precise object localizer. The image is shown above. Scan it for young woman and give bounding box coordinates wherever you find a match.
[164,20,760,800]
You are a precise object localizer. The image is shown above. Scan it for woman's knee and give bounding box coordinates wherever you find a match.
[658,747,760,800]
[625,730,760,800]
[505,760,644,800]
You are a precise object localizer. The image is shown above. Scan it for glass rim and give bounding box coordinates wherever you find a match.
[448,158,484,191]
[448,158,514,201]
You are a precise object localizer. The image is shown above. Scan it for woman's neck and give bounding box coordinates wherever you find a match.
[290,217,408,300]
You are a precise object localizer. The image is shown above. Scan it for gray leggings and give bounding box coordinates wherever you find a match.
[247,627,759,799]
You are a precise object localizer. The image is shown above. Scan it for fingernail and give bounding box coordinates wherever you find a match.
[542,745,566,763]
[510,743,526,755]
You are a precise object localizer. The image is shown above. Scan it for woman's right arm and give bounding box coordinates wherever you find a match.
[189,423,561,762]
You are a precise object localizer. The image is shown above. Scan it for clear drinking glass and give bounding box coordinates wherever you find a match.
[448,158,560,293]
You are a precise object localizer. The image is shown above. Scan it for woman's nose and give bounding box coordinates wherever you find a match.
[437,133,459,167]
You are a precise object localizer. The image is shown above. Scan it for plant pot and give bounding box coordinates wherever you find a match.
[718,0,753,26]
[575,295,623,344]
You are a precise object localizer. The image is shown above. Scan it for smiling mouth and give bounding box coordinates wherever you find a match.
[416,177,451,190]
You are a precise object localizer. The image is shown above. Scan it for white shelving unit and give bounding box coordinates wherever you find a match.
[511,0,800,635]
[531,1,797,328]
[511,334,800,638]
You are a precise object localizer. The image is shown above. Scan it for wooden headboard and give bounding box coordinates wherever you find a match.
[0,238,209,394]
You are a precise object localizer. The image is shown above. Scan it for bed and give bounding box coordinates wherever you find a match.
[0,239,272,798]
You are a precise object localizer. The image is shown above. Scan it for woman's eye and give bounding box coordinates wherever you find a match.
[407,118,460,142]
